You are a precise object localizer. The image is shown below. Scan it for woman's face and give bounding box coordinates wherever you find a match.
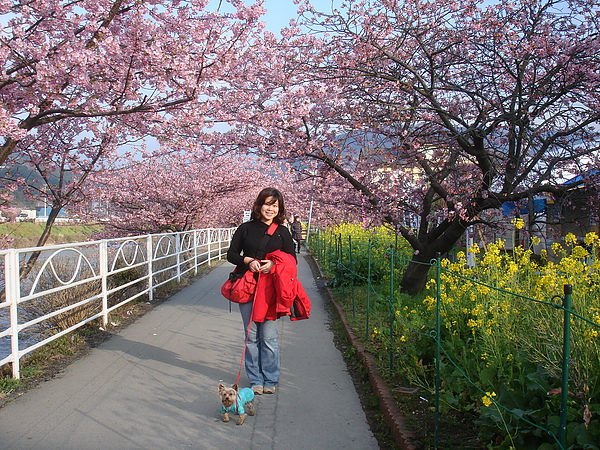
[260,197,279,224]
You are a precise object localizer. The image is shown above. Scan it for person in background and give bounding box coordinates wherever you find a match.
[226,188,296,395]
[290,215,303,253]
[282,216,291,233]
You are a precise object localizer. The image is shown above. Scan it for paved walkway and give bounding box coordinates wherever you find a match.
[0,255,379,449]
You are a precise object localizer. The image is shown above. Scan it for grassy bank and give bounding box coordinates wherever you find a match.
[0,222,103,249]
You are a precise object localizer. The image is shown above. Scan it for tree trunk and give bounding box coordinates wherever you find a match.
[399,219,468,295]
[399,252,437,295]
[19,206,61,281]
[0,206,61,303]
[0,138,19,168]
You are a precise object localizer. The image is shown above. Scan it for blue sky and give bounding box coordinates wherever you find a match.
[0,1,337,29]
[260,0,303,30]
[246,0,337,33]
[259,0,319,31]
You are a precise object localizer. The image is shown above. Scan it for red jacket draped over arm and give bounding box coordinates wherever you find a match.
[251,250,311,322]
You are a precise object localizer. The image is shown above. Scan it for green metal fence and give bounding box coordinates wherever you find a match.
[310,231,600,449]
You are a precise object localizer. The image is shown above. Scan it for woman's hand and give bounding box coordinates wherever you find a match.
[258,260,274,273]
[248,259,261,273]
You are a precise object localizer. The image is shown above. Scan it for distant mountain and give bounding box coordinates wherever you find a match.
[0,163,71,208]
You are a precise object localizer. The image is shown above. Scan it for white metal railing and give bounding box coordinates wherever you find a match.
[0,227,235,379]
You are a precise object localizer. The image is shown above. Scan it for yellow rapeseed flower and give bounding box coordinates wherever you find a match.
[584,232,599,246]
[469,243,481,254]
[565,233,577,247]
[423,296,435,307]
[511,218,525,229]
[482,392,496,407]
[477,285,490,295]
[507,261,518,275]
[572,246,590,259]
[584,329,599,340]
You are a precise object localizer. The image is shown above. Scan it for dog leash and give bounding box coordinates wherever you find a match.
[236,299,255,386]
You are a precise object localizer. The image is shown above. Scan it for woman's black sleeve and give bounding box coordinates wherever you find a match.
[279,226,297,260]
[227,226,246,266]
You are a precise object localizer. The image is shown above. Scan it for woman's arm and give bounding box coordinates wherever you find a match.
[227,227,246,266]
[278,226,297,259]
[227,223,263,271]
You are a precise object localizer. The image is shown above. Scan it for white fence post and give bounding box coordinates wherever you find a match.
[176,232,181,282]
[219,229,224,259]
[147,235,154,302]
[194,230,198,275]
[207,229,212,266]
[7,249,21,379]
[99,240,108,326]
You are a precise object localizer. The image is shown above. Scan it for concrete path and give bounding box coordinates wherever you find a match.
[0,255,379,449]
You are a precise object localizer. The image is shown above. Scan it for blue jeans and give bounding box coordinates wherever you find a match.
[239,301,280,387]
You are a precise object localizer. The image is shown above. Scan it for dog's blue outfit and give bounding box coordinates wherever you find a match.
[220,387,255,415]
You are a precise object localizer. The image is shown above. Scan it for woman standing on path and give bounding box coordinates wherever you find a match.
[226,187,296,395]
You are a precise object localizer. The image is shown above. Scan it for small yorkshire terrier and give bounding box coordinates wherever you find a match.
[218,383,255,425]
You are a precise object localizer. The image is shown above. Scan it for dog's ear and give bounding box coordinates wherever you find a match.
[218,383,226,394]
[232,383,239,391]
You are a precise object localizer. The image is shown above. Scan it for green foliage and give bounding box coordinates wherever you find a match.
[0,376,21,392]
[314,226,600,449]
[315,222,412,288]
[0,334,83,396]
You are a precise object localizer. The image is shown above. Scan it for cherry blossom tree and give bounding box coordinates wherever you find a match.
[10,120,122,234]
[292,165,374,228]
[0,0,355,240]
[4,0,599,298]
[0,0,267,220]
[0,118,130,280]
[222,0,600,294]
[76,149,302,236]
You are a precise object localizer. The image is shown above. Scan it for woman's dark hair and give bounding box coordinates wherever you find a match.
[251,187,286,224]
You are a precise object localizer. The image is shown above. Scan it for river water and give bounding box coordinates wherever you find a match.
[0,247,97,361]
